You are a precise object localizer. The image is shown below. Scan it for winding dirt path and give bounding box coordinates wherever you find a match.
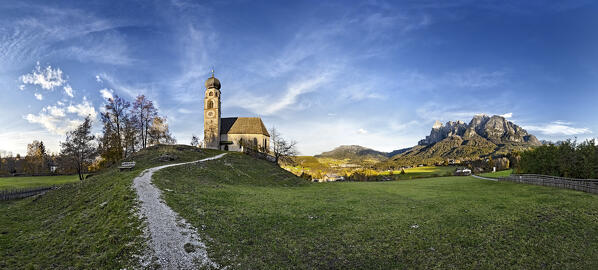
[133,153,226,269]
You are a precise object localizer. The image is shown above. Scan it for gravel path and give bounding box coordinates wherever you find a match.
[472,175,498,182]
[133,153,226,269]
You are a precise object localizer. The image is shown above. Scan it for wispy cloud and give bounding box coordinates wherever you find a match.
[19,62,66,91]
[34,93,43,100]
[97,73,146,97]
[228,71,332,115]
[63,84,74,97]
[339,82,386,101]
[447,70,506,88]
[416,102,519,124]
[277,117,421,155]
[99,88,114,100]
[19,62,75,98]
[416,103,486,122]
[62,32,136,65]
[170,22,217,104]
[177,108,193,114]
[0,4,132,71]
[67,98,97,118]
[24,98,97,135]
[525,121,592,136]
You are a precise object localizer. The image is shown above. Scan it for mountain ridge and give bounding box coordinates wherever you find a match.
[389,114,541,165]
[314,115,541,166]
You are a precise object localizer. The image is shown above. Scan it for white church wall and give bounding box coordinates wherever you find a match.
[220,134,270,152]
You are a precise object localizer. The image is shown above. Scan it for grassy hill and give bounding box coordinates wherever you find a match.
[0,145,221,269]
[154,155,598,269]
[2,145,598,269]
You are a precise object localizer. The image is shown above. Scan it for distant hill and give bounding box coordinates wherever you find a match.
[315,145,412,161]
[388,114,541,166]
[315,145,388,162]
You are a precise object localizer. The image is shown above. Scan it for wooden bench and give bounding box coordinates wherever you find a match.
[119,161,136,171]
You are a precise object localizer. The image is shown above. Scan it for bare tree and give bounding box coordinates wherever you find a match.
[269,127,298,165]
[132,95,157,149]
[123,115,138,157]
[60,116,96,180]
[100,94,130,160]
[148,116,176,145]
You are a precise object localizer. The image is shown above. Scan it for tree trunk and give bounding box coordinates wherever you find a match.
[77,163,83,180]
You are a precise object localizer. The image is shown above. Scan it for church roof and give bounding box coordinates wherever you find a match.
[220,117,270,136]
[205,76,221,90]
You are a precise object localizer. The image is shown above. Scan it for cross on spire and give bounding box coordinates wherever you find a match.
[211,66,215,78]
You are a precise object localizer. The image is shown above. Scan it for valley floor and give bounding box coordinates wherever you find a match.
[154,154,598,269]
[0,174,82,190]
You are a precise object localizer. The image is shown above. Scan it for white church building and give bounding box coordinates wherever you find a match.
[202,72,270,152]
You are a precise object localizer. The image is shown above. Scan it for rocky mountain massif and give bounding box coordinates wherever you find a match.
[315,115,541,167]
[417,115,540,146]
[389,114,541,166]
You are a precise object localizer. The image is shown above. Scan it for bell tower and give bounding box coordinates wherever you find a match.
[203,70,222,149]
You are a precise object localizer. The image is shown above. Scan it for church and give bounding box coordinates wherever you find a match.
[203,72,270,152]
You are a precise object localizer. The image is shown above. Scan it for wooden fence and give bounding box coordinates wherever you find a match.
[500,174,598,194]
[0,186,56,201]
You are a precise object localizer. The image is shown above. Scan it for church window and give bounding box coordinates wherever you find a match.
[207,100,214,109]
[209,92,213,96]
[253,138,258,146]
[215,92,218,97]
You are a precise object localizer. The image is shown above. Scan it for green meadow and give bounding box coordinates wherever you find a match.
[154,153,598,269]
[1,146,597,269]
[0,145,220,269]
[479,169,514,178]
[0,175,82,190]
[381,165,456,177]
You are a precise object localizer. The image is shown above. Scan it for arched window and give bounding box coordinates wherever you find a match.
[209,92,213,96]
[207,100,214,109]
[253,138,258,146]
[215,92,218,97]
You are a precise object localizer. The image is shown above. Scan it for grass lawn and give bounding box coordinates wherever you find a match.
[0,145,220,269]
[0,175,83,190]
[479,169,513,178]
[378,166,456,179]
[154,154,598,269]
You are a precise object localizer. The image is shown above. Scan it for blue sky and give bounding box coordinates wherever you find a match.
[1,0,597,156]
